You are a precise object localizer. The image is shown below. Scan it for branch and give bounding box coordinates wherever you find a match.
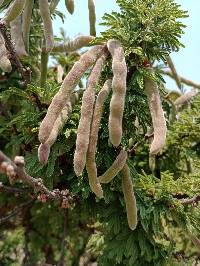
[160,69,200,89]
[166,56,182,90]
[180,194,200,206]
[0,199,34,225]
[0,182,29,194]
[0,151,73,206]
[0,21,31,86]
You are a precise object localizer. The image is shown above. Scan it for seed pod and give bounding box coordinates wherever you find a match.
[10,16,27,58]
[38,143,50,165]
[144,74,167,155]
[0,33,12,73]
[88,0,96,36]
[86,79,112,198]
[57,64,64,83]
[99,149,127,184]
[52,36,94,53]
[121,164,137,230]
[2,0,26,25]
[166,56,181,90]
[22,0,34,53]
[174,89,197,109]
[39,45,105,144]
[39,0,54,53]
[107,39,127,147]
[65,0,74,14]
[74,52,108,176]
[46,102,72,147]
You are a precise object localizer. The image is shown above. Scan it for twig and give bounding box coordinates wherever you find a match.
[180,194,200,206]
[0,21,31,86]
[166,56,182,90]
[0,182,29,194]
[160,69,200,89]
[0,199,34,225]
[0,151,73,205]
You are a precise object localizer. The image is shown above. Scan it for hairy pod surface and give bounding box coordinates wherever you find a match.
[46,102,72,147]
[86,79,112,198]
[99,149,127,184]
[39,45,105,144]
[144,74,167,155]
[22,0,34,53]
[38,143,50,165]
[74,52,108,177]
[88,0,96,36]
[107,39,127,147]
[121,164,137,230]
[39,0,54,53]
[0,33,12,73]
[10,16,27,58]
[2,0,26,25]
[174,89,197,109]
[65,0,74,14]
[52,36,94,53]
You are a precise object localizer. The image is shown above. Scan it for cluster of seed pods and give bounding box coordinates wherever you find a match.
[0,0,96,73]
[0,0,171,232]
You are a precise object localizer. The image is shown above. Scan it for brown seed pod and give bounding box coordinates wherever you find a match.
[46,102,72,147]
[174,89,197,109]
[2,0,26,25]
[99,149,127,184]
[88,0,96,36]
[52,36,94,53]
[22,0,34,53]
[10,16,27,58]
[86,79,112,198]
[39,0,54,53]
[38,143,50,165]
[65,0,74,14]
[74,51,108,176]
[0,33,12,73]
[39,45,105,144]
[107,39,127,147]
[121,164,137,230]
[144,73,167,155]
[57,64,64,83]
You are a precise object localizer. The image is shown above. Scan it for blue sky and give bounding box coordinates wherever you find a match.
[54,0,200,91]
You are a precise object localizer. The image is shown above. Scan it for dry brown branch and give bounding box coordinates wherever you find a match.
[160,69,200,89]
[0,151,72,204]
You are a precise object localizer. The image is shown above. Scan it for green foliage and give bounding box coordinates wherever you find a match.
[0,0,200,265]
[95,0,187,63]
